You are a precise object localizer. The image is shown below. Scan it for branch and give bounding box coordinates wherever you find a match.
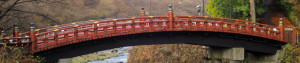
[0,15,13,26]
[41,0,67,5]
[16,0,67,6]
[16,0,35,4]
[0,0,20,21]
[10,9,60,24]
[4,14,28,19]
[0,0,9,9]
[0,16,15,31]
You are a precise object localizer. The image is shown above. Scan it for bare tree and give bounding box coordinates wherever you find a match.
[0,0,65,33]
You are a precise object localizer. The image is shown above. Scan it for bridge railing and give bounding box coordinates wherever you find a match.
[0,37,30,45]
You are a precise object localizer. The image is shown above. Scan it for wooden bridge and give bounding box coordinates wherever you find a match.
[0,5,297,54]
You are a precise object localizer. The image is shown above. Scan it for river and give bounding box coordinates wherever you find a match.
[87,46,131,63]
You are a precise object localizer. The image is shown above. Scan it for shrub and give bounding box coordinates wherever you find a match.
[128,44,207,63]
[0,45,44,63]
[282,44,300,63]
[206,0,265,19]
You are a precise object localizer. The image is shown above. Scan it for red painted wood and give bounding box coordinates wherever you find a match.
[168,11,174,29]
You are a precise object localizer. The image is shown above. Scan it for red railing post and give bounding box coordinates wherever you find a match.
[13,23,19,37]
[94,22,98,37]
[168,4,174,29]
[64,33,68,42]
[292,28,297,45]
[234,20,239,33]
[140,18,145,30]
[263,25,268,38]
[219,18,224,31]
[113,19,117,34]
[140,7,146,30]
[74,25,79,40]
[53,29,58,45]
[84,29,88,37]
[103,26,108,35]
[245,19,252,35]
[188,16,192,30]
[29,22,37,53]
[13,23,20,45]
[149,16,154,30]
[131,17,136,33]
[44,38,49,47]
[279,18,284,41]
[122,20,126,32]
[204,17,208,31]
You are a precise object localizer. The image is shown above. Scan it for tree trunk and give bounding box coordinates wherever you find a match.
[250,0,256,23]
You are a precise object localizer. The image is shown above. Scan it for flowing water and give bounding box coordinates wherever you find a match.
[87,46,131,63]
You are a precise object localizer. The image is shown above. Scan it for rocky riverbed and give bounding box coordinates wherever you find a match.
[87,46,131,63]
[58,46,131,63]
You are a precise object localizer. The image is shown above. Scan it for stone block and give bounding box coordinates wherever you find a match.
[208,47,244,60]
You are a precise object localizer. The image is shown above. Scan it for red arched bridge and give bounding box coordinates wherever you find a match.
[0,6,297,56]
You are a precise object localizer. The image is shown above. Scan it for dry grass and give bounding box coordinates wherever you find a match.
[283,44,300,63]
[0,46,43,63]
[294,44,300,62]
[71,52,120,63]
[128,44,207,63]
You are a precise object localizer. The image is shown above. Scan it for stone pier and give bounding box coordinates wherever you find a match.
[207,47,283,63]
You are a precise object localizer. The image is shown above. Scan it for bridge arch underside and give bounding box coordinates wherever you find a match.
[36,31,285,62]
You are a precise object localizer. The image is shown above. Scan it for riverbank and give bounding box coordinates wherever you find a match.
[58,46,131,63]
[127,44,207,63]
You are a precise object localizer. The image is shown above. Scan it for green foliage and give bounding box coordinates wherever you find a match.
[279,0,293,11]
[206,0,265,19]
[0,46,45,63]
[72,53,120,63]
[283,44,295,63]
[97,56,106,60]
[256,7,265,15]
[279,0,300,27]
[128,44,207,63]
[282,44,300,63]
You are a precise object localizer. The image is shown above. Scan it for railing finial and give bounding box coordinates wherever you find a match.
[13,23,18,31]
[168,4,173,12]
[168,4,174,29]
[196,5,201,16]
[169,4,173,8]
[140,7,146,16]
[278,17,284,41]
[13,23,19,37]
[30,22,35,31]
[141,7,145,10]
[279,18,283,25]
[14,23,18,27]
